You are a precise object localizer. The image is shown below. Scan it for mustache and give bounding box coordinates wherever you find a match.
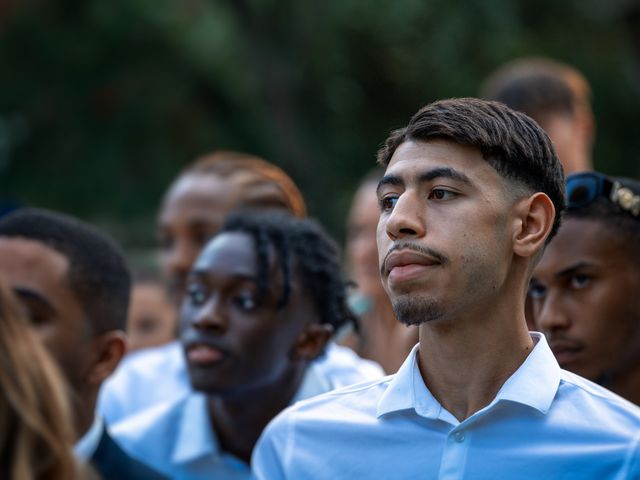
[380,242,449,277]
[544,332,584,349]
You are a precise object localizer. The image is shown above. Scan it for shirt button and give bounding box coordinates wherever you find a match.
[453,431,465,443]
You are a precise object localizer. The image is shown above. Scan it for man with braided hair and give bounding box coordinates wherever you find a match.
[99,151,382,425]
[113,211,360,479]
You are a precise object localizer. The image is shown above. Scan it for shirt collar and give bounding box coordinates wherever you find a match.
[171,363,335,465]
[377,332,561,420]
[74,415,104,461]
[291,361,334,404]
[172,393,220,464]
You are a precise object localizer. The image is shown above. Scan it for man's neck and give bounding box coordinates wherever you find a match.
[607,366,640,407]
[417,304,533,422]
[207,365,306,464]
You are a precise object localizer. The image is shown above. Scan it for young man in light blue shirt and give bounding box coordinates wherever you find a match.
[99,152,382,426]
[253,98,640,479]
[113,211,372,479]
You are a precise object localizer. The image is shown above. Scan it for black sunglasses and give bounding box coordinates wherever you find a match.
[566,172,640,217]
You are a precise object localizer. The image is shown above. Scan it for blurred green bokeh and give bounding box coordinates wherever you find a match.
[1,0,639,249]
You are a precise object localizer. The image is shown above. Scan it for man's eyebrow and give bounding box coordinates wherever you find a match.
[418,167,471,184]
[376,168,471,196]
[12,287,56,313]
[188,269,259,284]
[376,175,404,196]
[555,261,593,280]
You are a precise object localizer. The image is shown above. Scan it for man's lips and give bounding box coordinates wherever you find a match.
[185,342,227,365]
[383,250,441,282]
[548,340,584,366]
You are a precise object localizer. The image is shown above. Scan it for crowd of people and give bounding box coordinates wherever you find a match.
[0,56,639,479]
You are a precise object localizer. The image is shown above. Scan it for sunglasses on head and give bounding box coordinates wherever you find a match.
[566,172,640,217]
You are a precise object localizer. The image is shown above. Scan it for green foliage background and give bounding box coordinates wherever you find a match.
[1,0,639,246]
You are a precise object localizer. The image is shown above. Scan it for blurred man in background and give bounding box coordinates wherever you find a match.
[126,268,177,354]
[99,151,383,424]
[530,172,640,405]
[0,208,166,479]
[114,212,359,479]
[481,56,595,175]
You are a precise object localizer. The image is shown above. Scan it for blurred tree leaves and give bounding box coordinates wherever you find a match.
[0,0,638,245]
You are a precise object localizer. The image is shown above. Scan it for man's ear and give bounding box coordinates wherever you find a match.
[86,330,126,386]
[512,192,556,258]
[291,324,333,362]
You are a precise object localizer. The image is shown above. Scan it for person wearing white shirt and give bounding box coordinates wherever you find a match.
[252,98,640,479]
[113,211,376,479]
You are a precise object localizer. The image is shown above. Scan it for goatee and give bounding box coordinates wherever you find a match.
[392,295,443,326]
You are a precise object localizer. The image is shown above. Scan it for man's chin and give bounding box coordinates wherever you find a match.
[392,295,443,326]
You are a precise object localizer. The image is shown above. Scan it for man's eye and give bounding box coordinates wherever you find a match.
[570,274,591,290]
[234,294,256,311]
[157,232,174,251]
[379,196,398,212]
[429,188,456,200]
[528,281,547,299]
[187,285,207,305]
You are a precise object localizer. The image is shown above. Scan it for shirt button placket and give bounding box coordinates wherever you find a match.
[438,430,470,480]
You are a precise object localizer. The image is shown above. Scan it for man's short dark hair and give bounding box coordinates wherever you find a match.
[566,176,640,263]
[221,211,356,333]
[480,57,590,126]
[377,97,566,241]
[0,208,131,334]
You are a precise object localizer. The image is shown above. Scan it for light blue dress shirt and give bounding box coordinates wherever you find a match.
[111,356,376,479]
[99,340,384,426]
[253,333,640,480]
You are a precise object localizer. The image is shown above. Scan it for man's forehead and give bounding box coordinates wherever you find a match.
[0,237,69,273]
[194,232,258,270]
[535,219,623,275]
[389,138,482,163]
[0,237,70,308]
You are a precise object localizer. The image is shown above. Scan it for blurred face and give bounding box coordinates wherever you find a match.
[180,232,316,397]
[158,174,237,304]
[346,181,385,298]
[376,139,515,326]
[530,218,640,382]
[127,282,177,353]
[540,115,590,175]
[0,238,92,392]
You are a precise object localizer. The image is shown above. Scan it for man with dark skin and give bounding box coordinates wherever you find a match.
[253,98,640,479]
[114,212,358,479]
[530,172,640,405]
[100,152,382,424]
[0,208,166,479]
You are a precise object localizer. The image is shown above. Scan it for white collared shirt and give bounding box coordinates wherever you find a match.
[253,333,640,480]
[74,415,104,461]
[98,340,383,425]
[111,358,368,479]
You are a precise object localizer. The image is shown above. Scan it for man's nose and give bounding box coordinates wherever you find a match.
[534,293,572,334]
[385,192,426,241]
[190,295,228,333]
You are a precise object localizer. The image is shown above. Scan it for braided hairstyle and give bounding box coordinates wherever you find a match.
[221,211,356,334]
